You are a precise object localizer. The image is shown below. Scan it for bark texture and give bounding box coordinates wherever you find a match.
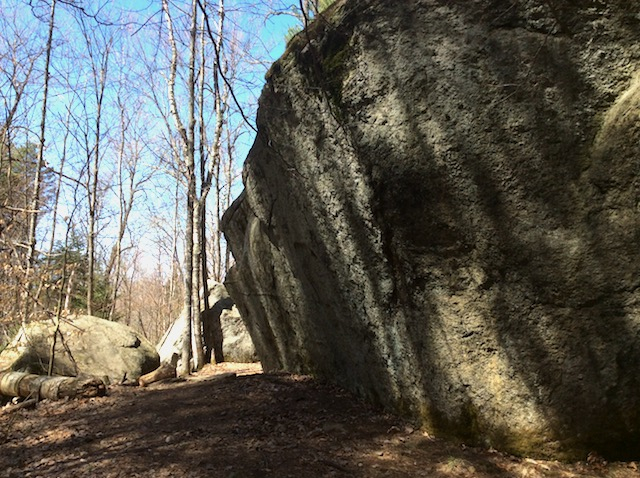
[0,371,106,400]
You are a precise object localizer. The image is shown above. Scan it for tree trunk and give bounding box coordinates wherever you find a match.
[192,200,205,370]
[196,6,211,366]
[24,0,56,323]
[36,104,72,308]
[84,24,111,318]
[0,372,106,400]
[108,94,137,321]
[163,0,197,376]
[138,362,176,387]
[198,0,226,363]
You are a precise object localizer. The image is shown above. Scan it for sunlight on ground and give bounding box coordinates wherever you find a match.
[195,362,263,378]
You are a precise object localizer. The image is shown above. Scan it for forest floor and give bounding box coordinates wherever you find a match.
[0,363,639,478]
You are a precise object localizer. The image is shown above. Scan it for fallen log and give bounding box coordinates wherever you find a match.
[0,372,107,400]
[138,362,176,387]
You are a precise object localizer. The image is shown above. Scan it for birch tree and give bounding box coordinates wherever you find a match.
[162,0,201,374]
[194,0,230,364]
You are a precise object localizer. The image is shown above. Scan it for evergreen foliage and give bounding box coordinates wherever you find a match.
[43,233,112,319]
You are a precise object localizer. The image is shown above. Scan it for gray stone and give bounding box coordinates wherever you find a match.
[157,280,230,367]
[157,281,256,366]
[0,315,159,384]
[157,313,188,367]
[221,306,258,363]
[222,0,640,460]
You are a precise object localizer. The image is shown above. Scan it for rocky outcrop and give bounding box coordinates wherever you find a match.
[222,0,640,460]
[0,315,159,384]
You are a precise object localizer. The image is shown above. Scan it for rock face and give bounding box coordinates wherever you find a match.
[0,315,159,384]
[222,0,640,460]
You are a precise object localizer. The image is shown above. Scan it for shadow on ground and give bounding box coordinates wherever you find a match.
[0,364,637,477]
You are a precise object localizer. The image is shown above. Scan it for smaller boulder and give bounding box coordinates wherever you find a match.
[157,313,189,368]
[157,282,258,365]
[158,280,231,367]
[0,315,160,384]
[221,306,258,363]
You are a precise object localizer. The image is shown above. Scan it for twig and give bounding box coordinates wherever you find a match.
[318,458,351,473]
[0,398,37,416]
[196,0,257,135]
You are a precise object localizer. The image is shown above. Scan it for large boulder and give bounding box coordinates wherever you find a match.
[222,0,640,460]
[0,315,159,384]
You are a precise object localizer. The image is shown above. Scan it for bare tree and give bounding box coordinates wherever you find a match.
[162,0,202,374]
[195,0,232,363]
[0,8,40,169]
[35,101,75,310]
[105,86,154,320]
[76,14,114,316]
[23,0,57,324]
[0,11,42,327]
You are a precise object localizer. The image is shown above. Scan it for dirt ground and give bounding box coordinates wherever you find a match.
[1,363,639,478]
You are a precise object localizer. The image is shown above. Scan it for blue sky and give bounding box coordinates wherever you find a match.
[0,0,306,277]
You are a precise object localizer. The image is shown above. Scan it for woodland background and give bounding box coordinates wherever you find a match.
[0,0,332,367]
